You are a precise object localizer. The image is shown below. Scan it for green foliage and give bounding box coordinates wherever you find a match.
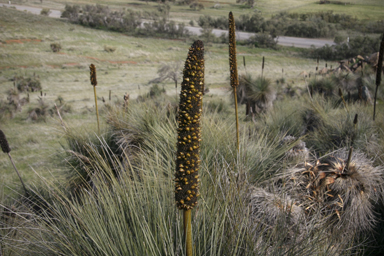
[64,4,141,32]
[247,32,279,49]
[50,43,61,53]
[141,18,189,39]
[308,77,337,98]
[189,2,204,11]
[40,8,50,16]
[14,75,42,93]
[306,35,381,60]
[149,84,166,98]
[237,74,277,115]
[284,20,336,38]
[61,4,189,39]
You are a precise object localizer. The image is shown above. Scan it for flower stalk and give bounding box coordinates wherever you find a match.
[175,40,204,256]
[229,11,240,152]
[0,130,27,195]
[89,64,100,134]
[346,114,358,170]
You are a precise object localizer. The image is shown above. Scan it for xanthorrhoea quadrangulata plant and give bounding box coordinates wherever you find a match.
[229,11,240,152]
[175,40,204,256]
[0,129,27,195]
[89,64,100,134]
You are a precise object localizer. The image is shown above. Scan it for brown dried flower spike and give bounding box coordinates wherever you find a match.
[229,12,238,88]
[89,63,100,133]
[175,40,204,211]
[0,129,11,153]
[90,64,97,86]
[0,129,27,195]
[229,11,240,151]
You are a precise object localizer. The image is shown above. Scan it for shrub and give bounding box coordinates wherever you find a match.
[284,20,335,38]
[198,26,217,43]
[61,4,80,20]
[14,76,42,92]
[237,74,276,115]
[40,8,50,16]
[306,35,381,61]
[104,45,116,53]
[247,32,278,49]
[308,77,337,98]
[149,84,166,98]
[190,2,204,11]
[50,43,61,52]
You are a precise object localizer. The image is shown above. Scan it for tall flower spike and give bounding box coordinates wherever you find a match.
[229,11,240,152]
[0,129,27,195]
[376,35,384,86]
[175,40,204,211]
[89,63,100,133]
[0,129,11,154]
[229,12,238,89]
[90,64,97,86]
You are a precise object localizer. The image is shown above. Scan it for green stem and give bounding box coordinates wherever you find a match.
[233,87,240,152]
[184,209,192,256]
[8,153,27,196]
[93,86,100,134]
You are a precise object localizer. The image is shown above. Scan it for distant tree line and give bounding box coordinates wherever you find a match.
[198,11,384,38]
[61,4,189,39]
[305,35,381,61]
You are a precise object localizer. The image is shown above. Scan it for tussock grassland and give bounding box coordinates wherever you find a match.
[1,2,384,255]
[0,3,321,196]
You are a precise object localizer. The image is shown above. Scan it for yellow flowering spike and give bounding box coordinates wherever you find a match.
[175,40,204,210]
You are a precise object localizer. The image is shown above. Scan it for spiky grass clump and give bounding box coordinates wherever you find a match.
[237,74,276,115]
[280,135,309,162]
[17,126,353,255]
[259,97,305,137]
[175,40,204,210]
[62,126,122,194]
[304,102,378,155]
[281,149,384,236]
[249,187,305,232]
[308,77,336,99]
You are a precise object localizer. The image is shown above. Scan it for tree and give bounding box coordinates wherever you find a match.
[149,62,182,89]
[236,0,255,8]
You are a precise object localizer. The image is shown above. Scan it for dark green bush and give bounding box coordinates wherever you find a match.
[50,43,61,52]
[40,8,50,16]
[307,35,381,61]
[284,20,335,38]
[247,32,278,49]
[15,76,42,92]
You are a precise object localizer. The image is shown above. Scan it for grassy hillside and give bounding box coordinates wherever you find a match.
[0,0,382,195]
[1,0,383,21]
[0,3,378,194]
